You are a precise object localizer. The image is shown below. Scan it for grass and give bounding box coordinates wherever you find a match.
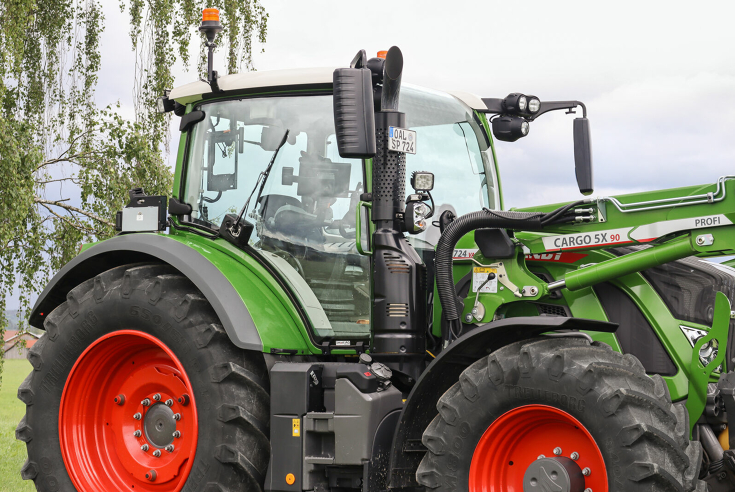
[0,359,35,492]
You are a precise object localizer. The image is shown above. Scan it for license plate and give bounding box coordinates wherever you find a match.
[388,126,416,154]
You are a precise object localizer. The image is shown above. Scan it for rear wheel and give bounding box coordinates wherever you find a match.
[416,337,706,492]
[16,264,270,492]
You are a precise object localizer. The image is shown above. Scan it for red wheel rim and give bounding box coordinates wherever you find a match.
[469,404,608,492]
[59,330,198,491]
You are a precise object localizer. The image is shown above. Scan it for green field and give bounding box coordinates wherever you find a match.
[0,359,35,492]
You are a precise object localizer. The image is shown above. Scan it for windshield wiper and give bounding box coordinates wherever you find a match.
[229,129,290,237]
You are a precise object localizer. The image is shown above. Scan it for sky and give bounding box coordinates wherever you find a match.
[6,0,735,309]
[97,0,735,208]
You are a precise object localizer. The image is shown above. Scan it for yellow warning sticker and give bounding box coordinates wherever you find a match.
[292,418,300,437]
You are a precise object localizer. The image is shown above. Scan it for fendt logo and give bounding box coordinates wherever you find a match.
[525,252,588,263]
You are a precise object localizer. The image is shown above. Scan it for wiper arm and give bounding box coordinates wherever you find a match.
[230,129,290,236]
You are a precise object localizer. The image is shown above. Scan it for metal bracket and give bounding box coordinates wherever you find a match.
[596,198,607,223]
[355,201,372,255]
[686,291,731,436]
[696,234,715,246]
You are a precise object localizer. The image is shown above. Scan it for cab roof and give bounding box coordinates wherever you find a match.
[168,67,487,110]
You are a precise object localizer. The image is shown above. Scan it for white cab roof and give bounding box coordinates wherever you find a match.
[169,67,488,110]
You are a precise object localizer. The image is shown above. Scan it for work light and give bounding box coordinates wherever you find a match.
[503,93,528,115]
[411,171,434,192]
[492,115,530,142]
[528,97,541,114]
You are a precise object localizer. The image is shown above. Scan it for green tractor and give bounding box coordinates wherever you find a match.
[16,11,735,492]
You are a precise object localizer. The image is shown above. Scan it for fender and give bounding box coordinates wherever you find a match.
[30,234,263,351]
[386,316,618,490]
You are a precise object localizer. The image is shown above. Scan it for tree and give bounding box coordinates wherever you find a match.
[0,0,268,384]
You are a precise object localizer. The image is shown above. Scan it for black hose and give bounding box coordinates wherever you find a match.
[435,209,546,323]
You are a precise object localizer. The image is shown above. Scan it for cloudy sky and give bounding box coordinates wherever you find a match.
[98,0,735,208]
[6,0,735,309]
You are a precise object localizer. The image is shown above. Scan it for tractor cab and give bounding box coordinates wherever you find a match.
[176,77,497,341]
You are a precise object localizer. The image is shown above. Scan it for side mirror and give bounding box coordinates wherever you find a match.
[573,118,593,195]
[333,65,376,159]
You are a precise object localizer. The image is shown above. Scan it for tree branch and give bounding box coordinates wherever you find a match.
[34,197,114,227]
[38,202,98,233]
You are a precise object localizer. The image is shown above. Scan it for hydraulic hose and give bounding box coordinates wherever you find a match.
[435,209,546,323]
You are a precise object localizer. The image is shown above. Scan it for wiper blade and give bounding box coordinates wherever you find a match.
[230,129,290,236]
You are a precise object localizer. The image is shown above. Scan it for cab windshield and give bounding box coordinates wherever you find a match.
[182,88,496,342]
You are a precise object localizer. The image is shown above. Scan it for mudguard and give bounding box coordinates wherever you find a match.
[29,234,263,351]
[386,316,618,490]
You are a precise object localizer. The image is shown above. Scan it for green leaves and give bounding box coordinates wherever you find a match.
[0,0,266,377]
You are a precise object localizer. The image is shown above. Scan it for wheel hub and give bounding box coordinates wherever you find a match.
[143,402,177,448]
[524,457,585,492]
[59,330,198,492]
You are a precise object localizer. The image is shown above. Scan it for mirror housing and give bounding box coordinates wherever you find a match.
[333,64,376,159]
[573,118,594,195]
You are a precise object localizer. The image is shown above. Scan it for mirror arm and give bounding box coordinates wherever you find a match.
[479,99,587,120]
[530,100,587,120]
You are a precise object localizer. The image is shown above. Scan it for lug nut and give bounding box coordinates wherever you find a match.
[114,394,126,405]
[553,447,562,456]
[173,413,181,421]
[584,489,592,492]
[165,444,175,453]
[145,470,157,482]
[133,413,142,420]
[133,430,142,438]
[141,444,149,452]
[165,399,174,407]
[571,452,579,460]
[582,467,591,476]
[173,430,181,439]
[153,450,161,458]
[153,393,161,401]
[178,394,190,406]
[141,398,151,407]
[537,455,545,460]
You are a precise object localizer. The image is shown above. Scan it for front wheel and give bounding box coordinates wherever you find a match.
[16,264,270,492]
[416,337,706,492]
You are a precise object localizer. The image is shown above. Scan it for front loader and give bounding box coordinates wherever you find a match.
[15,9,735,492]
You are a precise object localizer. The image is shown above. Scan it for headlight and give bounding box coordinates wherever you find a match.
[680,325,722,370]
[528,97,540,113]
[404,201,429,233]
[518,96,527,111]
[521,121,530,136]
[414,203,429,217]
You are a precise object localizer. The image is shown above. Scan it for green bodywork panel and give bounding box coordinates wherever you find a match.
[165,229,320,354]
[686,292,731,434]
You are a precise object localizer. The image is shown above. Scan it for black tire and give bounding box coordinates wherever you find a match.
[16,263,270,492]
[415,337,707,492]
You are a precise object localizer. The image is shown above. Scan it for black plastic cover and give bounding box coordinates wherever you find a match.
[336,366,379,393]
[179,110,205,132]
[475,228,516,259]
[573,118,594,195]
[333,68,376,158]
[218,213,254,249]
[593,282,677,376]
